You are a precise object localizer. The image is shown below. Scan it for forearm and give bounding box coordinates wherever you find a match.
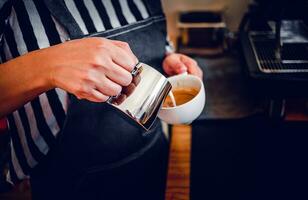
[0,37,138,117]
[0,51,53,117]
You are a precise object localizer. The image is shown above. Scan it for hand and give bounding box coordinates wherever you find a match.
[162,53,203,79]
[37,37,138,102]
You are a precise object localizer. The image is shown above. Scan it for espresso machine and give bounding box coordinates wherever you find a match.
[239,0,308,117]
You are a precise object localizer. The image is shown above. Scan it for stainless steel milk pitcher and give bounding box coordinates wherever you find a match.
[106,62,172,131]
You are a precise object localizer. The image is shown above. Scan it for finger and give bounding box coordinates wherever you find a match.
[95,76,123,97]
[111,40,138,63]
[99,62,133,86]
[162,61,174,75]
[75,84,109,102]
[173,61,187,74]
[87,89,109,102]
[163,56,187,75]
[87,68,123,96]
[171,57,187,74]
[180,56,202,78]
[109,43,136,72]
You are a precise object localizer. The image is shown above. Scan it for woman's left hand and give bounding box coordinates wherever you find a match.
[162,53,203,79]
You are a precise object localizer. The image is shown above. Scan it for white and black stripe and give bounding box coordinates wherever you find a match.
[111,0,130,25]
[132,0,149,19]
[7,115,31,176]
[83,0,106,31]
[64,0,89,34]
[0,0,167,183]
[100,0,121,28]
[92,0,113,29]
[119,0,137,24]
[73,0,97,33]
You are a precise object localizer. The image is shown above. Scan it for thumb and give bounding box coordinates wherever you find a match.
[174,62,187,74]
[172,55,188,74]
[163,55,187,75]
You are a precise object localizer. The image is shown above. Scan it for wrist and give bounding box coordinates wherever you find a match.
[21,50,55,91]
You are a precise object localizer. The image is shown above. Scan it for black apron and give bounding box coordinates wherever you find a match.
[30,1,169,199]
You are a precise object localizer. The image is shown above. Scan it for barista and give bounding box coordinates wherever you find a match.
[0,0,202,199]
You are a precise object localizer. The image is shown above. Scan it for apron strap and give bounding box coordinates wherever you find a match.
[43,0,83,39]
[143,0,164,17]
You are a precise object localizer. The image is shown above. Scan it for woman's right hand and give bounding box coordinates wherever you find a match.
[35,37,138,102]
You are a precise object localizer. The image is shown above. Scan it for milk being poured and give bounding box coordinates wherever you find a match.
[168,91,177,107]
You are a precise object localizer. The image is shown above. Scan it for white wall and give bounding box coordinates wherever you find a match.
[162,0,251,43]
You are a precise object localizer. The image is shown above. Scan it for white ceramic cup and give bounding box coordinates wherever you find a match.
[158,74,206,124]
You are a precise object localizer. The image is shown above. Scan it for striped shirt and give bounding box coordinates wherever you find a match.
[0,0,172,183]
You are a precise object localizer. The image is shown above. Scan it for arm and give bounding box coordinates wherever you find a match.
[0,52,53,117]
[0,38,137,118]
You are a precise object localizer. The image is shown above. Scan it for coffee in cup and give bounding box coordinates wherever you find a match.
[163,87,199,108]
[158,74,205,124]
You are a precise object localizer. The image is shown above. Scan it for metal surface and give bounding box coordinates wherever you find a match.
[248,32,308,73]
[107,62,172,131]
